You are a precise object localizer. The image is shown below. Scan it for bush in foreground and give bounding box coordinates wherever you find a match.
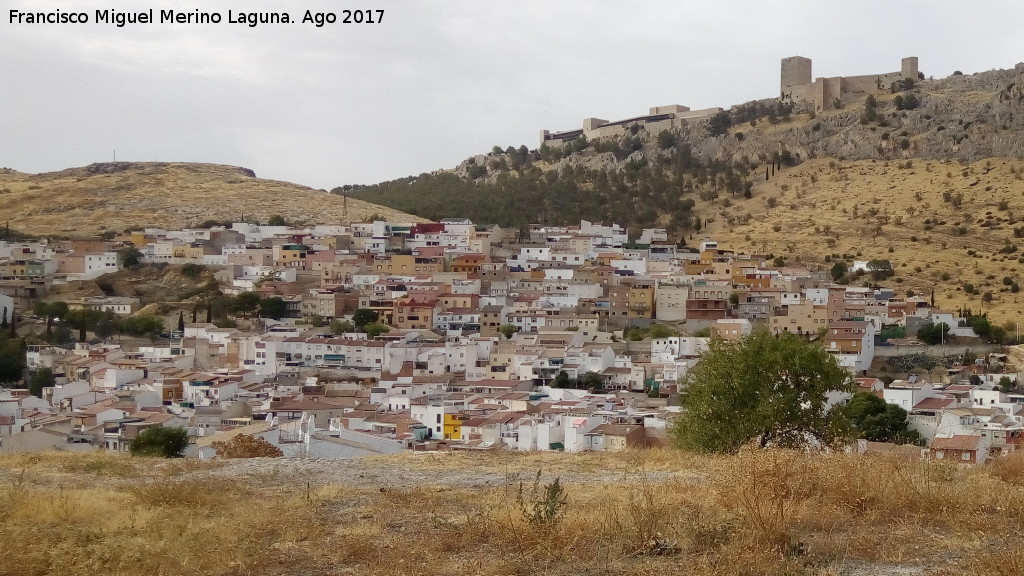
[129,426,188,458]
[212,434,284,458]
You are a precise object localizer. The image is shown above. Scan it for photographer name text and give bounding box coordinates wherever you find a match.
[9,8,383,27]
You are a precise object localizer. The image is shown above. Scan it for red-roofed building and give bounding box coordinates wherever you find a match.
[393,297,441,331]
[930,434,987,464]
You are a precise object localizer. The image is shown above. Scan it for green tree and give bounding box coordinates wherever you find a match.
[707,110,731,136]
[843,392,920,444]
[65,308,103,342]
[330,319,355,335]
[999,376,1015,393]
[181,263,205,278]
[552,371,570,388]
[352,308,379,329]
[830,261,848,282]
[917,322,949,345]
[0,335,26,386]
[52,324,75,347]
[656,130,677,150]
[362,321,390,338]
[861,95,878,123]
[130,426,189,458]
[579,371,604,392]
[499,324,519,339]
[880,325,906,340]
[646,324,679,339]
[258,297,287,320]
[867,259,894,281]
[33,301,69,336]
[28,368,55,398]
[671,330,854,453]
[232,291,261,317]
[121,314,165,341]
[117,245,144,269]
[267,215,287,226]
[95,312,117,341]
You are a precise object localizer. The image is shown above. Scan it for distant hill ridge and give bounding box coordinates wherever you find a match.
[0,161,425,235]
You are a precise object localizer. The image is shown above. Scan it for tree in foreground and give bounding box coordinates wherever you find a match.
[842,392,921,445]
[671,330,854,453]
[211,434,283,458]
[130,426,189,458]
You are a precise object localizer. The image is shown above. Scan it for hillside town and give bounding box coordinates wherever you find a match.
[0,218,1017,462]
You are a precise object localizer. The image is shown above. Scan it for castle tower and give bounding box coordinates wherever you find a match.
[901,56,919,80]
[781,56,812,97]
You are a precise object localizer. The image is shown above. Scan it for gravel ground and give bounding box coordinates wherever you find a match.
[186,454,686,489]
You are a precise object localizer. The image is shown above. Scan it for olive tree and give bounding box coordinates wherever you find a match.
[671,330,854,453]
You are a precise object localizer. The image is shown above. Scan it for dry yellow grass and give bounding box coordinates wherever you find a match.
[707,157,1024,323]
[0,162,428,236]
[2,448,1022,575]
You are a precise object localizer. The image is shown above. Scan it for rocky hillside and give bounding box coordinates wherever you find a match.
[0,162,426,236]
[350,63,1024,232]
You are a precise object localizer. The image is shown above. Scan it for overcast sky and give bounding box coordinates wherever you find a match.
[2,0,1022,190]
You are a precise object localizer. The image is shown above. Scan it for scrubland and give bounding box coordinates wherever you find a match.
[2,448,1024,575]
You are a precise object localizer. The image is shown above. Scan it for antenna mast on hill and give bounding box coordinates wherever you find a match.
[113,149,116,162]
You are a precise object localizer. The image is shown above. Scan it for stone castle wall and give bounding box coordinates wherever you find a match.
[781,56,920,111]
[540,105,723,149]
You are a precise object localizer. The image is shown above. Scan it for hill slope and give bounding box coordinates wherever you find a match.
[0,162,426,235]
[349,64,1024,234]
[347,63,1024,325]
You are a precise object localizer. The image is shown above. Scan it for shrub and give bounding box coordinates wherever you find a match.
[130,427,189,458]
[181,263,205,278]
[516,470,569,527]
[212,434,284,458]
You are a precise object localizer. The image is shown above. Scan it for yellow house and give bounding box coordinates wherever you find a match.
[372,254,443,275]
[770,300,829,335]
[0,260,28,277]
[626,279,656,319]
[274,244,310,268]
[443,413,467,440]
[128,232,154,247]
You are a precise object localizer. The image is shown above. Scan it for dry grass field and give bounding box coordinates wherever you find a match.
[708,157,1024,324]
[0,162,427,236]
[3,448,1024,575]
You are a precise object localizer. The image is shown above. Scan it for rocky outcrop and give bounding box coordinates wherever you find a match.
[452,64,1024,178]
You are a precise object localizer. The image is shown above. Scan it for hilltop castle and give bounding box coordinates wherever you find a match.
[538,56,921,148]
[539,104,723,149]
[781,55,920,111]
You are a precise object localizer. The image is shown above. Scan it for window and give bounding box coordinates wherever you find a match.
[436,414,441,424]
[962,452,971,461]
